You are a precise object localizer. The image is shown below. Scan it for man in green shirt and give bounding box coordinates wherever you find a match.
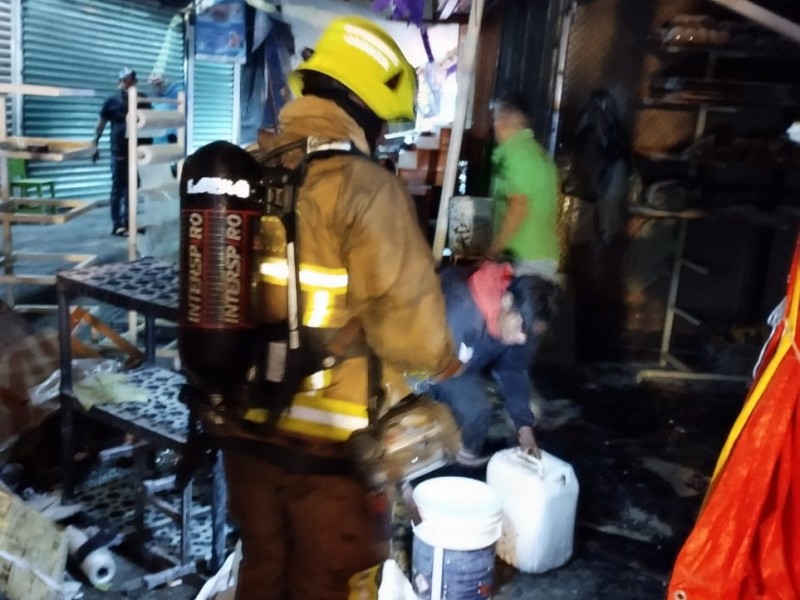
[490,95,561,281]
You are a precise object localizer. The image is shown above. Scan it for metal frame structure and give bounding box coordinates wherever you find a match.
[0,83,98,311]
[57,258,228,577]
[633,207,751,384]
[634,19,791,385]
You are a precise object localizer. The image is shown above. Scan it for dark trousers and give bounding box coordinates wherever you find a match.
[430,372,494,453]
[223,449,388,600]
[109,153,128,229]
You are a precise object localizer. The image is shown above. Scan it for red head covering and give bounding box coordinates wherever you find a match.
[467,261,514,338]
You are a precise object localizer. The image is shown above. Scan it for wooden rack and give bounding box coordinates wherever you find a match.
[0,83,99,311]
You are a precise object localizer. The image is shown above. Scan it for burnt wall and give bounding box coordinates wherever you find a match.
[557,0,799,363]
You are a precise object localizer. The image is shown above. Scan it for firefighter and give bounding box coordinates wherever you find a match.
[209,16,461,600]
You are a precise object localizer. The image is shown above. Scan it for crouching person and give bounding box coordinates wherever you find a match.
[430,261,560,466]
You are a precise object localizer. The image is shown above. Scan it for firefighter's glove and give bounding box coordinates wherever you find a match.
[518,425,541,459]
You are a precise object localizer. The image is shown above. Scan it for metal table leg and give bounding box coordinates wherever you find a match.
[210,451,227,571]
[57,286,75,501]
[134,444,148,533]
[145,313,156,365]
[180,479,193,565]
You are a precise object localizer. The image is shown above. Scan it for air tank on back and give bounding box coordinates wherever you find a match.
[178,141,265,397]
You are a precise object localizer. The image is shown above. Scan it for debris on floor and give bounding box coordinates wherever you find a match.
[0,488,69,600]
[640,456,708,498]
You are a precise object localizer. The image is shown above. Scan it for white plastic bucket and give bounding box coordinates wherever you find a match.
[411,477,502,599]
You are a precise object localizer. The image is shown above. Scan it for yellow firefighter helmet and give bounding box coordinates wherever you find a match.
[288,16,417,122]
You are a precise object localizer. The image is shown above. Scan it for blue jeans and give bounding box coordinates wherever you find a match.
[430,373,493,454]
[109,153,129,229]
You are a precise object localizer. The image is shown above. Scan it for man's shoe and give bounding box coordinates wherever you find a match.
[112,226,128,237]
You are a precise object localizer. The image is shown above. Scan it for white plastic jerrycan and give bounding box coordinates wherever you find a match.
[486,448,579,574]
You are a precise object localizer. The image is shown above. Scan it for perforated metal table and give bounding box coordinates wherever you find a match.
[56,258,227,572]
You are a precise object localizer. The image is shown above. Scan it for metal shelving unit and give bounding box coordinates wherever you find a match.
[0,83,99,311]
[633,36,791,384]
[57,258,228,579]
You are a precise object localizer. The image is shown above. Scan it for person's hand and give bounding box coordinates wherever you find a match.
[517,425,541,459]
[91,146,100,163]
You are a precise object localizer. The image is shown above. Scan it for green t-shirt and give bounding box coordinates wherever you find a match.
[490,129,560,262]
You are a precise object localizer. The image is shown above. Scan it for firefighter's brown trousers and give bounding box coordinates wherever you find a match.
[224,449,389,599]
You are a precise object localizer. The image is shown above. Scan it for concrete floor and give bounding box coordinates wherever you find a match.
[1,207,749,599]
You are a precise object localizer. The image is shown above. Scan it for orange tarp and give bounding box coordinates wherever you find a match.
[668,231,800,600]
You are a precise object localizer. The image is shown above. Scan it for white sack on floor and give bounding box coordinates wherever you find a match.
[378,559,419,599]
[194,541,242,600]
[193,550,418,600]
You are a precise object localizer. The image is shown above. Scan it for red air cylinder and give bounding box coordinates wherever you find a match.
[178,141,265,395]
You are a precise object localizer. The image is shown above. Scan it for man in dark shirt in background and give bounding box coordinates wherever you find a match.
[91,67,139,236]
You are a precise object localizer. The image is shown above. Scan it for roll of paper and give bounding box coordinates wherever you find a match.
[137,109,185,131]
[137,143,184,166]
[66,525,116,590]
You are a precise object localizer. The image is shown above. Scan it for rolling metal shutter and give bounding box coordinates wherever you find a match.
[0,0,13,133]
[190,60,236,152]
[21,0,185,200]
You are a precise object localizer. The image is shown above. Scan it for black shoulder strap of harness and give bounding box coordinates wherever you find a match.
[177,137,383,485]
[258,137,369,431]
[297,139,386,423]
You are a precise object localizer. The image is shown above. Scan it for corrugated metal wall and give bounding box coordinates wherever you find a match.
[190,60,235,152]
[0,0,12,134]
[21,0,184,200]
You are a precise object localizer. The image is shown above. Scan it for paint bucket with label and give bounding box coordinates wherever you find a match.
[411,477,502,599]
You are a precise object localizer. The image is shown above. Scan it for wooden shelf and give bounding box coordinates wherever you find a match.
[635,149,797,170]
[629,205,708,219]
[0,83,95,97]
[651,43,800,59]
[0,198,98,224]
[0,137,94,161]
[0,252,96,286]
[639,97,797,111]
[0,85,99,309]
